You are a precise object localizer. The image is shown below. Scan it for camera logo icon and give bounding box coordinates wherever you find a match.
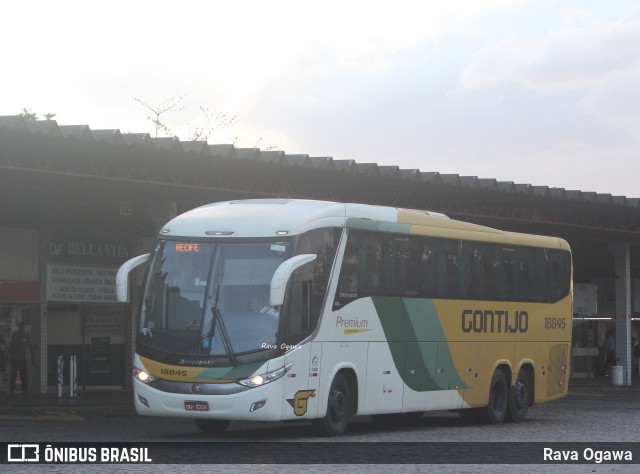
[7,444,40,463]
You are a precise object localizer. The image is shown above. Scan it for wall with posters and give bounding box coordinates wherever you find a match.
[47,306,125,387]
[45,233,132,387]
[0,227,41,391]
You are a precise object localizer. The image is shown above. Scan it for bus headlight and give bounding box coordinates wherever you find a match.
[238,363,292,388]
[133,367,158,384]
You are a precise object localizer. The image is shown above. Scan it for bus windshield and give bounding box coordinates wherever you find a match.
[139,240,292,360]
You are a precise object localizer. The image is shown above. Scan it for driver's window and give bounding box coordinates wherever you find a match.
[281,228,340,344]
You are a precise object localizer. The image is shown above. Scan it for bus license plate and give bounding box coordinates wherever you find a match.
[185,400,209,411]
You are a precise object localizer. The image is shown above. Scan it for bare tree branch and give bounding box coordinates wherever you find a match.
[132,95,187,137]
[132,95,251,145]
[188,107,239,142]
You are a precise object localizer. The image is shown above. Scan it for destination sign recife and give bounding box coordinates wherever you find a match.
[175,243,199,252]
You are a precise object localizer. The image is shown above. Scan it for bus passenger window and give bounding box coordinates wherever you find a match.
[335,258,360,307]
[284,280,311,336]
[469,245,485,299]
[291,227,340,334]
[457,241,470,299]
[485,246,501,301]
[420,240,436,297]
[432,240,458,298]
[406,238,424,296]
[340,274,359,293]
[513,248,525,300]
[549,250,571,301]
[392,238,409,295]
[499,248,516,300]
[527,248,550,302]
[337,236,360,300]
[361,237,382,292]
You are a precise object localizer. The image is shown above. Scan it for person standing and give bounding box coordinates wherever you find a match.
[8,322,32,393]
[602,330,616,377]
[0,333,6,394]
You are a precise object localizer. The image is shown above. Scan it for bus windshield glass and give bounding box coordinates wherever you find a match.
[139,240,292,359]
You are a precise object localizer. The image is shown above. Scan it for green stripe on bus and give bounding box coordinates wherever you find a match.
[345,217,411,234]
[372,297,467,391]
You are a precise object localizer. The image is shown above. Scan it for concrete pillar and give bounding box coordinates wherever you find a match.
[37,310,46,394]
[39,229,48,394]
[608,243,632,385]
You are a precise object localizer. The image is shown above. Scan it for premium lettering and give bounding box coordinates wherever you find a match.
[336,316,368,328]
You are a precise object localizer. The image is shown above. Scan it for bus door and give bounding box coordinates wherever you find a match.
[366,341,405,414]
[282,341,319,420]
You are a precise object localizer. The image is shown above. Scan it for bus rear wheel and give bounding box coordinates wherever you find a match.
[195,419,231,436]
[313,372,351,436]
[506,368,531,422]
[480,369,508,424]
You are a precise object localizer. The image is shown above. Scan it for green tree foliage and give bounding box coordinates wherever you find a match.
[21,108,57,121]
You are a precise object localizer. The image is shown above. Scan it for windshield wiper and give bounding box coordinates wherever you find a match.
[207,285,237,363]
[179,319,199,331]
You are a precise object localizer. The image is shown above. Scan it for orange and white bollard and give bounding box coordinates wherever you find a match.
[14,370,23,394]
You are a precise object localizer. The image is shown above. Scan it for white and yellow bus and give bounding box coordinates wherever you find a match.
[116,199,572,436]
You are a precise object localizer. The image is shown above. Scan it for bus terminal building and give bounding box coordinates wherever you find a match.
[1,114,639,393]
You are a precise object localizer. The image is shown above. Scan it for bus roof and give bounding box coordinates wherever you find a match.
[159,199,570,251]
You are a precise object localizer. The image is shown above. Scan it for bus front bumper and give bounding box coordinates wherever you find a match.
[133,377,284,422]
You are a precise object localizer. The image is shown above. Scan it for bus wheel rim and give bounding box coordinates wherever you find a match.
[492,380,506,414]
[513,380,528,409]
[329,388,347,422]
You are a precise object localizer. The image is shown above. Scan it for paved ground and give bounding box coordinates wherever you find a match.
[1,376,639,472]
[0,374,638,421]
[0,387,135,420]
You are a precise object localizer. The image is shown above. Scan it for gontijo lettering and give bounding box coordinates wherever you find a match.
[461,309,529,333]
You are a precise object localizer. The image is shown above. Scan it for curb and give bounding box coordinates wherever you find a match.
[0,411,86,421]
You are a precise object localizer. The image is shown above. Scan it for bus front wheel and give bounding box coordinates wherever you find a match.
[481,369,508,424]
[195,419,231,436]
[313,372,351,436]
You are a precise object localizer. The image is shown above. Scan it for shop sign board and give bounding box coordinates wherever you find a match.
[45,233,131,304]
[574,283,597,315]
[46,264,118,303]
[47,234,130,266]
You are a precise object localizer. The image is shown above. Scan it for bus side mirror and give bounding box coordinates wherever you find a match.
[116,254,150,303]
[270,254,317,307]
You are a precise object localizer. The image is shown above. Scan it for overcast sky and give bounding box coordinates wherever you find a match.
[3,1,640,197]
